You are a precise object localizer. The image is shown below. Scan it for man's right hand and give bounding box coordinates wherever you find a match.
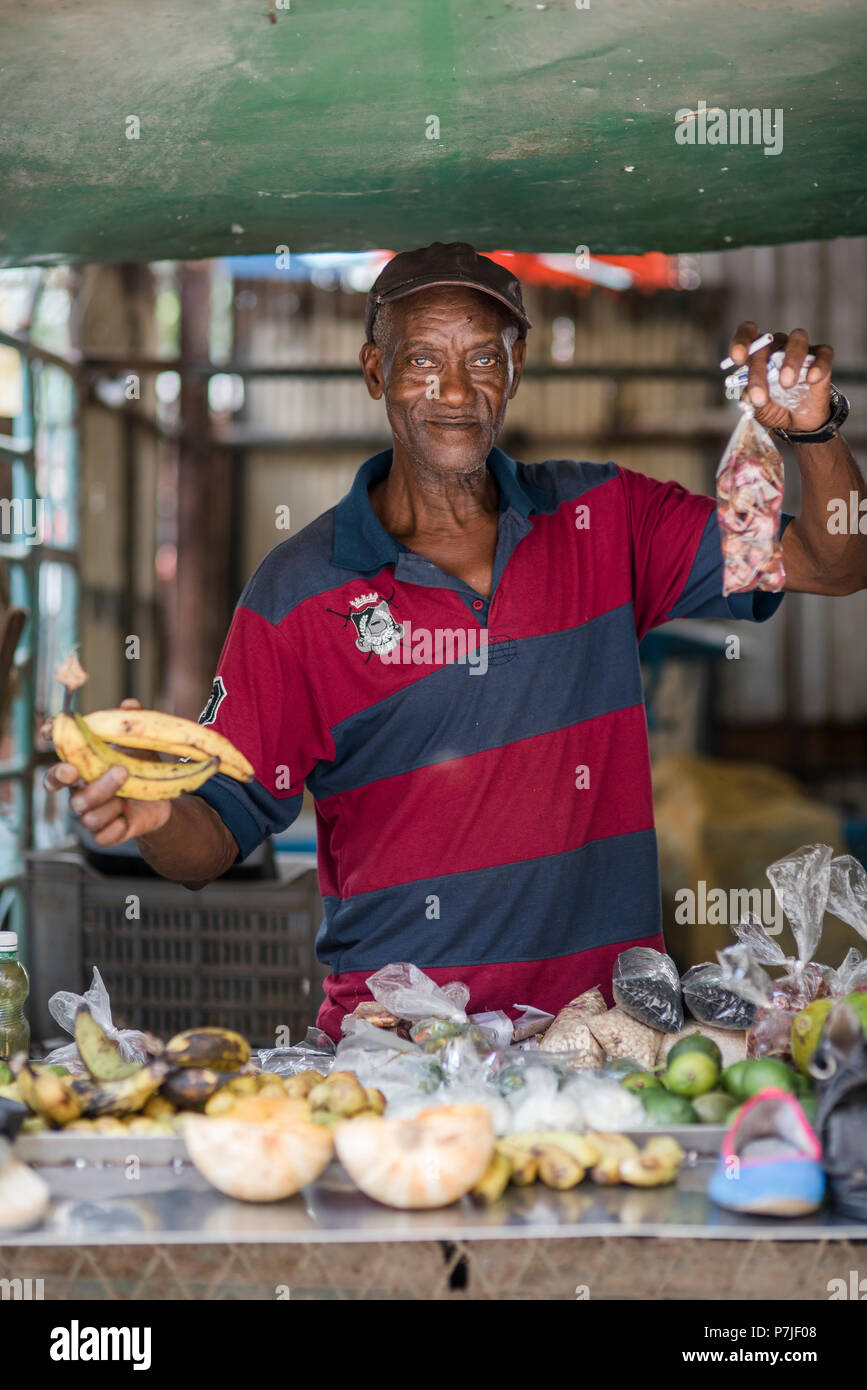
[43,698,173,847]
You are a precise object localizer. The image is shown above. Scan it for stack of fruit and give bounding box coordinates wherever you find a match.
[619,1031,815,1127]
[0,1010,380,1136]
[471,1130,685,1204]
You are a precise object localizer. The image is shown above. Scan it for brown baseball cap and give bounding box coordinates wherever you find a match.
[365,241,532,342]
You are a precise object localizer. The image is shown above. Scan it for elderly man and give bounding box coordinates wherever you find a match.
[48,242,867,1039]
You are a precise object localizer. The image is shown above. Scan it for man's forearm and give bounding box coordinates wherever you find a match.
[137,795,239,889]
[782,433,867,594]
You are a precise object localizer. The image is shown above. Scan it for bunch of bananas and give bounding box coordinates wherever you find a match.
[2,1012,382,1139]
[470,1130,685,1204]
[52,708,254,800]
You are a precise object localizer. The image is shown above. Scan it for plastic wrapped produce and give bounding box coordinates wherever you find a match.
[257,1027,337,1077]
[681,961,757,1030]
[43,968,157,1074]
[538,986,606,1063]
[587,1007,664,1070]
[564,1073,646,1132]
[612,946,683,1032]
[511,1005,555,1042]
[506,1065,586,1133]
[468,1011,515,1049]
[341,1000,406,1034]
[366,962,469,1023]
[714,847,836,1057]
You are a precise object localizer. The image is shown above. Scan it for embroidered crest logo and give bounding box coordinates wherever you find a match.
[199,676,227,725]
[327,586,404,661]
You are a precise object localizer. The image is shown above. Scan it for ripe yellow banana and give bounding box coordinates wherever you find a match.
[72,713,211,782]
[82,708,254,782]
[52,712,219,800]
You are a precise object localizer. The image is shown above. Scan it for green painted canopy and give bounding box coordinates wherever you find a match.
[1,0,864,267]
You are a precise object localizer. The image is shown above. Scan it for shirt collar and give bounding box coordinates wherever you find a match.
[332,445,545,572]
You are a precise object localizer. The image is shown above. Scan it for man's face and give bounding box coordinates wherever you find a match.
[359,286,526,477]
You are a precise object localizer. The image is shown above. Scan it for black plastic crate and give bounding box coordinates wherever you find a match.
[26,847,328,1048]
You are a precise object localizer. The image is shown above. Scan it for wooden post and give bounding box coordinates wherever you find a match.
[169,262,233,718]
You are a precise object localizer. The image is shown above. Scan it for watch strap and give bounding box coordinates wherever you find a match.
[773,386,849,445]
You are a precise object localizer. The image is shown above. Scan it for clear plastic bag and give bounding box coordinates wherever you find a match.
[716,405,786,596]
[511,1004,555,1042]
[717,350,813,597]
[612,946,683,1032]
[681,961,757,1030]
[257,1028,336,1077]
[469,1010,514,1049]
[716,846,835,1057]
[365,962,469,1023]
[828,854,867,945]
[43,967,154,1074]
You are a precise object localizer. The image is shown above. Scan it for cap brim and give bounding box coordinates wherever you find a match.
[369,275,531,339]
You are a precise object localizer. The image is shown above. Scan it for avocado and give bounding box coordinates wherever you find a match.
[663,1050,721,1098]
[666,1031,723,1070]
[692,1090,739,1125]
[640,1088,699,1125]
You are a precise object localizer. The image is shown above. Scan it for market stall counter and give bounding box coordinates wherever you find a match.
[2,1150,866,1301]
[3,845,866,1299]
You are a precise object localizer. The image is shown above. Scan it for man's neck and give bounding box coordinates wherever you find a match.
[370,439,499,541]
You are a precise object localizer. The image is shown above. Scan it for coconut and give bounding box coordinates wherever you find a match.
[334,1105,494,1209]
[182,1104,333,1202]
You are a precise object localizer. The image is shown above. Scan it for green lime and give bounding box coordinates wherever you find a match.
[722,1060,752,1100]
[621,1071,663,1093]
[0,1061,12,1086]
[666,1032,723,1070]
[663,1050,720,1098]
[640,1088,698,1125]
[724,1057,798,1101]
[692,1090,739,1125]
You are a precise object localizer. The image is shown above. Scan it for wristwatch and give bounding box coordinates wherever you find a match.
[773,385,850,445]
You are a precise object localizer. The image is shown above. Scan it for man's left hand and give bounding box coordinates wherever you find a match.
[728,321,834,434]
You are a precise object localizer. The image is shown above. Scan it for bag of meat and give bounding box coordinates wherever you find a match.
[716,403,786,596]
[717,346,816,597]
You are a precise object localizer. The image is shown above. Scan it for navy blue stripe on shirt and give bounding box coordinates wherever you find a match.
[316,826,661,972]
[308,602,645,801]
[670,509,795,622]
[192,773,303,862]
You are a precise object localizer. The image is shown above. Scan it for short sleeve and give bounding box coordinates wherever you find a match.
[617,465,793,639]
[190,604,332,862]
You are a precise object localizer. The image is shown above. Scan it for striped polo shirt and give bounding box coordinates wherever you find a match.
[193,447,791,1040]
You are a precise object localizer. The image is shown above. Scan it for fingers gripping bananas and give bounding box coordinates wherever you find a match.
[52,709,253,802]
